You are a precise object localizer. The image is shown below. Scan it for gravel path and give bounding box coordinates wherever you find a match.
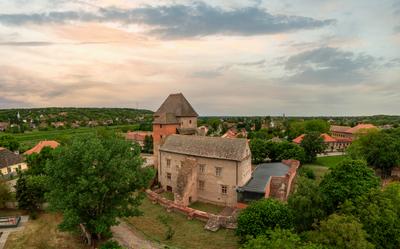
[111,220,160,249]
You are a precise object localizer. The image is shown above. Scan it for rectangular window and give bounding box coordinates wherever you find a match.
[221,185,228,195]
[215,167,222,177]
[18,164,21,170]
[167,173,171,180]
[167,159,171,168]
[199,164,205,173]
[7,167,11,173]
[198,180,205,190]
[180,161,184,167]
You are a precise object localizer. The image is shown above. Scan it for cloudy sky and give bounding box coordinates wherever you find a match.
[0,0,399,116]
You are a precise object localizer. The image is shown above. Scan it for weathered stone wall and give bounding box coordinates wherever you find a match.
[146,189,238,231]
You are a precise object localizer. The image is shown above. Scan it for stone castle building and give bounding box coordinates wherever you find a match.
[153,93,252,207]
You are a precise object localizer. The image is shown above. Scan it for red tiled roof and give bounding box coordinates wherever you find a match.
[330,125,351,132]
[125,131,152,142]
[346,124,377,134]
[24,140,60,155]
[221,130,236,139]
[293,133,336,144]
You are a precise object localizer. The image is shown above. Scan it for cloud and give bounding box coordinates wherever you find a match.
[191,59,266,78]
[0,2,335,38]
[282,47,376,85]
[394,25,400,33]
[0,41,116,46]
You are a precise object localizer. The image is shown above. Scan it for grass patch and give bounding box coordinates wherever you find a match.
[160,191,174,201]
[125,198,239,249]
[316,155,347,168]
[4,212,88,249]
[302,165,330,182]
[189,202,225,214]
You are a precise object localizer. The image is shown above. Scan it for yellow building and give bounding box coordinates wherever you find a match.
[0,147,27,176]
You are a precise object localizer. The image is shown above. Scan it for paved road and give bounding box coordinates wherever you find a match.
[111,220,160,249]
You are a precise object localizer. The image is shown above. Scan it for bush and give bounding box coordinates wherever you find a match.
[236,198,293,242]
[299,167,316,180]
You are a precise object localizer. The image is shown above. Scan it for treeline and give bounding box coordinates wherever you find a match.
[0,107,153,133]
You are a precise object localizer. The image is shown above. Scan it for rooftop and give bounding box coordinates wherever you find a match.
[238,162,290,193]
[0,147,24,169]
[160,134,249,161]
[24,140,60,155]
[293,133,336,144]
[154,93,198,120]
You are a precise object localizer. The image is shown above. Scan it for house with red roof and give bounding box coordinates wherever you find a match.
[125,131,152,148]
[330,123,378,141]
[24,140,60,155]
[293,133,351,152]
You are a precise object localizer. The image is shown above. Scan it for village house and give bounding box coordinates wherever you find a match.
[159,134,252,207]
[292,133,351,152]
[0,122,10,132]
[0,147,27,176]
[24,140,60,155]
[125,131,152,148]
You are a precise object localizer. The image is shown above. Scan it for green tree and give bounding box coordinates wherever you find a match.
[249,139,269,164]
[25,146,55,176]
[300,132,326,163]
[142,135,153,154]
[341,183,400,249]
[236,198,294,242]
[242,228,325,249]
[347,131,400,177]
[275,142,305,162]
[304,119,330,134]
[307,214,374,249]
[45,133,155,244]
[288,177,326,232]
[0,134,20,151]
[320,159,380,213]
[16,173,48,216]
[0,179,12,208]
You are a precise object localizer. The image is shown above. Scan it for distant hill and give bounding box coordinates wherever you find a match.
[0,107,154,131]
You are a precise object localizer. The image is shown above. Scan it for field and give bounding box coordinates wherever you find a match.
[7,125,139,148]
[3,212,89,249]
[125,198,239,249]
[302,155,347,181]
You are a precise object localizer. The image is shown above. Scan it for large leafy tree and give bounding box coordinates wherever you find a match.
[0,179,12,208]
[249,139,269,164]
[236,198,294,242]
[25,146,55,175]
[0,134,20,151]
[320,159,380,213]
[307,214,374,249]
[142,135,153,154]
[242,228,325,249]
[347,130,400,177]
[45,133,154,244]
[288,177,326,232]
[16,173,48,216]
[300,132,326,163]
[341,183,400,249]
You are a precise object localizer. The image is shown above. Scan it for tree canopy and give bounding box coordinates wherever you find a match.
[45,133,154,241]
[0,134,20,151]
[300,132,326,163]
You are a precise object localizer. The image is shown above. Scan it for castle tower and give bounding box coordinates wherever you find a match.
[153,93,198,170]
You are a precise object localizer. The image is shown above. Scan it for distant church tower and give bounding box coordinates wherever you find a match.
[153,93,198,169]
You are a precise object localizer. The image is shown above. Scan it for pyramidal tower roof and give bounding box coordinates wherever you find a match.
[154,93,198,118]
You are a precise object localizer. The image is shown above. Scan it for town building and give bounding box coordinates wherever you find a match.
[158,134,252,207]
[24,140,60,155]
[0,147,27,176]
[153,93,199,168]
[125,131,152,148]
[330,124,377,140]
[292,133,351,152]
[237,160,300,203]
[0,122,10,132]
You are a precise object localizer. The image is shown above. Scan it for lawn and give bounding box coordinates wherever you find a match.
[4,212,89,249]
[315,155,347,168]
[189,201,225,214]
[125,198,239,249]
[302,164,330,182]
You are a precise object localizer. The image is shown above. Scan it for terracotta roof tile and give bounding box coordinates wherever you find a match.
[24,140,60,155]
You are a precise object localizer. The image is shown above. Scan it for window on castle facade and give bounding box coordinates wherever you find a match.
[198,180,205,190]
[221,185,227,195]
[199,164,205,173]
[167,159,171,168]
[167,173,171,180]
[215,167,222,177]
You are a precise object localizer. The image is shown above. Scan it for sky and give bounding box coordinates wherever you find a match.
[0,0,399,116]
